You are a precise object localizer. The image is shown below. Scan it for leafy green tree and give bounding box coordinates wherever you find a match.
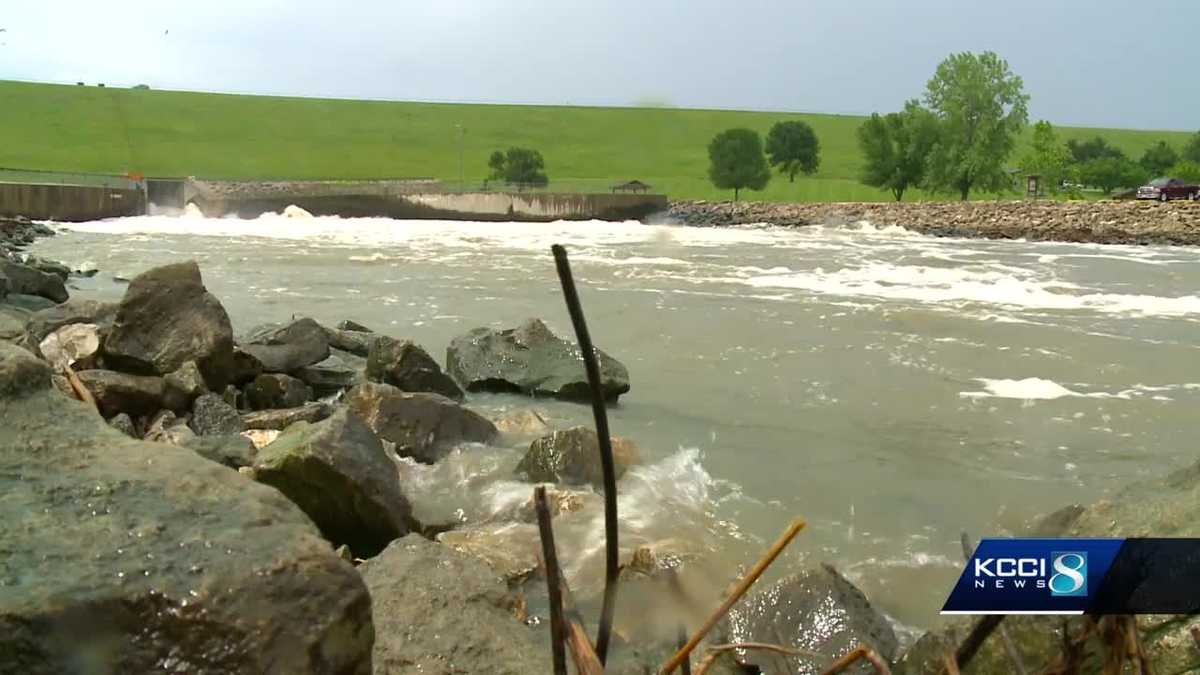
[1182,132,1200,164]
[1065,136,1125,164]
[923,52,1030,200]
[1078,157,1148,194]
[1018,121,1072,192]
[1169,160,1200,183]
[857,101,939,201]
[707,128,770,201]
[1139,141,1179,177]
[488,147,548,188]
[765,121,820,182]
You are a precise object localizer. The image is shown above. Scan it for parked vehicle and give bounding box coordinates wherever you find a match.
[1136,177,1200,202]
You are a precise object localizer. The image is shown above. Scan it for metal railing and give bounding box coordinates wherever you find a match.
[0,167,140,190]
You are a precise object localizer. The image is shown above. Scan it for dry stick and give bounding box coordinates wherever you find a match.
[821,645,894,675]
[959,532,1026,675]
[658,518,807,675]
[551,243,620,664]
[533,487,568,675]
[556,563,605,675]
[63,364,97,410]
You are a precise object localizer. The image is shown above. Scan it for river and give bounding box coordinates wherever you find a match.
[31,212,1200,636]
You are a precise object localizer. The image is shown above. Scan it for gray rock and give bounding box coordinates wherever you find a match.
[367,336,463,400]
[516,426,640,489]
[0,267,7,299]
[163,360,208,411]
[0,258,68,303]
[337,319,373,333]
[252,408,413,557]
[324,326,377,357]
[360,535,548,675]
[229,346,264,385]
[296,348,365,396]
[144,409,198,446]
[26,257,71,281]
[240,317,330,373]
[190,392,243,436]
[344,382,497,463]
[103,262,236,390]
[108,412,137,438]
[75,369,166,418]
[185,433,257,469]
[37,322,100,370]
[0,342,373,675]
[241,401,333,431]
[2,293,56,312]
[245,373,312,410]
[446,318,631,403]
[24,298,118,353]
[0,305,27,343]
[721,564,899,674]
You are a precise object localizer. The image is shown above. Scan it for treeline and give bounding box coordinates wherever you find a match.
[703,51,1200,201]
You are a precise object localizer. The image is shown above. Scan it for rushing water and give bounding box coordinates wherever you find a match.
[31,212,1200,636]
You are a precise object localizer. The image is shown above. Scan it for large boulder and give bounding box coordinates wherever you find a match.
[359,535,548,674]
[244,373,312,410]
[323,325,377,357]
[251,408,413,558]
[720,565,899,674]
[296,349,365,397]
[0,258,68,303]
[446,318,631,403]
[241,402,333,431]
[344,382,497,463]
[163,360,208,411]
[75,369,166,418]
[0,342,373,674]
[240,318,330,374]
[898,458,1200,675]
[516,426,640,489]
[24,298,118,355]
[102,262,236,390]
[366,336,463,400]
[0,305,25,343]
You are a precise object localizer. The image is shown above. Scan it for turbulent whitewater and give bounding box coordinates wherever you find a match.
[34,212,1200,629]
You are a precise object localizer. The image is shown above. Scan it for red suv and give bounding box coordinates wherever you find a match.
[1137,177,1200,202]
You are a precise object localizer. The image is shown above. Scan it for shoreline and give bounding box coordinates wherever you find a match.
[665,199,1200,246]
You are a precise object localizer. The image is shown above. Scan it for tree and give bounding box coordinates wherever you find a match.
[857,100,939,201]
[1018,121,1072,192]
[1169,160,1200,183]
[707,128,770,201]
[765,121,820,182]
[1182,132,1200,164]
[1077,157,1147,194]
[923,52,1030,200]
[1065,136,1124,164]
[487,147,548,188]
[1139,141,1178,177]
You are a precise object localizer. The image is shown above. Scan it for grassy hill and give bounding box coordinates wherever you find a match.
[0,80,1191,202]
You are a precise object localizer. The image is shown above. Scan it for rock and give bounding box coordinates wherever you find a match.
[337,319,373,333]
[144,410,197,446]
[107,412,137,438]
[323,326,377,357]
[0,342,373,674]
[241,402,333,431]
[516,426,640,489]
[229,346,264,385]
[366,336,463,400]
[163,360,208,411]
[494,408,552,436]
[0,267,7,299]
[75,369,166,418]
[27,257,71,281]
[296,348,364,396]
[23,298,118,353]
[242,428,281,449]
[721,565,899,674]
[38,323,101,371]
[446,318,631,403]
[189,392,243,436]
[344,382,497,463]
[186,433,257,469]
[0,305,29,343]
[103,261,236,390]
[240,317,330,373]
[2,293,56,312]
[251,408,413,557]
[437,523,542,585]
[0,258,68,303]
[360,535,548,674]
[244,373,312,410]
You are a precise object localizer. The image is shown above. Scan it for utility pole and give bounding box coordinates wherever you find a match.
[455,124,465,191]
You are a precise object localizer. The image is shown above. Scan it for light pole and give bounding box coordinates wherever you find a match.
[455,124,465,191]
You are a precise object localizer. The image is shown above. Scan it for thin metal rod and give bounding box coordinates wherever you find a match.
[551,243,619,664]
[659,518,807,675]
[533,486,568,675]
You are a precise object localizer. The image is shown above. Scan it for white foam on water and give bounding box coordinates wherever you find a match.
[960,378,1200,401]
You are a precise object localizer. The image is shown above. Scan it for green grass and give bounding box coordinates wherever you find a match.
[0,80,1193,202]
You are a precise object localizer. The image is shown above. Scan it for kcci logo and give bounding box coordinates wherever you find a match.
[1049,551,1087,597]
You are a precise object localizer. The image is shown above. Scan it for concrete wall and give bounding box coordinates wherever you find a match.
[0,183,145,221]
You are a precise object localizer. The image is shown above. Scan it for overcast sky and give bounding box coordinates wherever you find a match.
[2,1,1196,130]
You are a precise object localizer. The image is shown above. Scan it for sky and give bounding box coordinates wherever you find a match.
[2,1,1196,130]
